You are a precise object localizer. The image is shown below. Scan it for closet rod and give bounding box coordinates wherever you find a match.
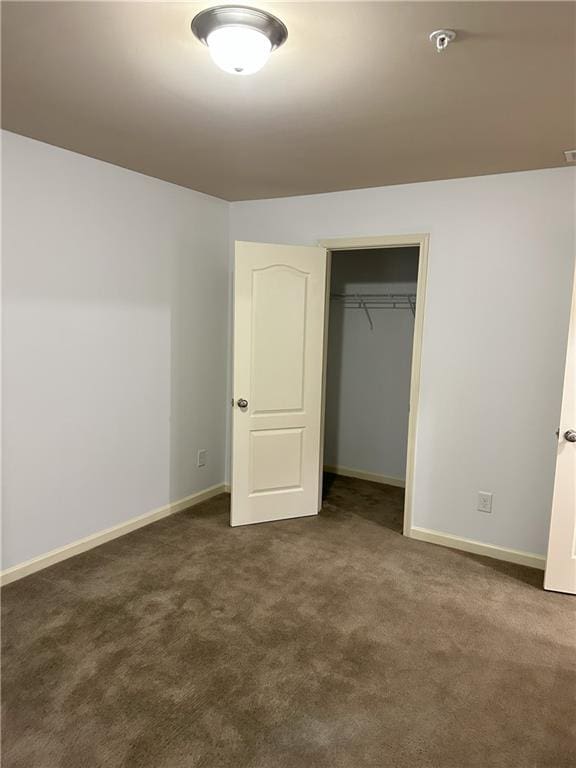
[330,293,416,310]
[330,292,417,327]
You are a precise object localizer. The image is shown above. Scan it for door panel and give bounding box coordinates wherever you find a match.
[545,267,576,594]
[250,428,304,494]
[232,241,327,526]
[251,266,307,413]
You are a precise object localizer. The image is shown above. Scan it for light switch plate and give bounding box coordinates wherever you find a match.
[197,449,207,468]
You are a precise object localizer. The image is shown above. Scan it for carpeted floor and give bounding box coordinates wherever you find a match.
[2,474,575,768]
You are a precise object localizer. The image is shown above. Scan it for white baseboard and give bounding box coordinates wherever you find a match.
[324,465,405,488]
[1,483,228,587]
[409,526,546,570]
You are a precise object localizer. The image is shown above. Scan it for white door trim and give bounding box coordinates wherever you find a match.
[318,234,430,537]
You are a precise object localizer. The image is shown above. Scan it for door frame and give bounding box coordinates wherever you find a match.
[318,234,430,536]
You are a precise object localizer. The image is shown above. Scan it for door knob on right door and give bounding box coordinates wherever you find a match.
[564,430,576,443]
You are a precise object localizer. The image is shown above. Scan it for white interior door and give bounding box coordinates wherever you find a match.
[231,241,327,526]
[545,268,576,594]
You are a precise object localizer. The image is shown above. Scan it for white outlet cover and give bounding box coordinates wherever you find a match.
[477,491,493,513]
[197,449,207,468]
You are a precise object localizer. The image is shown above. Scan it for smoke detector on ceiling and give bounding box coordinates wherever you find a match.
[429,29,456,52]
[564,150,576,164]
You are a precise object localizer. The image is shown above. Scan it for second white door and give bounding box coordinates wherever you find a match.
[545,265,576,594]
[231,241,327,526]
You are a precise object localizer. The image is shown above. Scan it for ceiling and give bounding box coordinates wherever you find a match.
[2,2,575,201]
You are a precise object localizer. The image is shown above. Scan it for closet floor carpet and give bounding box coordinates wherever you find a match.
[2,474,575,768]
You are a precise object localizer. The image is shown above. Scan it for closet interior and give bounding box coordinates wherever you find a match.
[323,246,420,523]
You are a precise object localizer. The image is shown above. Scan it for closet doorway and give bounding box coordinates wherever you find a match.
[319,236,429,535]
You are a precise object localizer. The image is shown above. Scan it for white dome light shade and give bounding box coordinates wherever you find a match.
[207,26,272,75]
[191,6,288,76]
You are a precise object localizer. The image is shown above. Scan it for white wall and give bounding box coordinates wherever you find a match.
[3,133,574,566]
[325,248,418,481]
[231,167,576,556]
[2,131,229,570]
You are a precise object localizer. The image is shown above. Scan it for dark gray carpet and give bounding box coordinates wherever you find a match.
[2,474,575,767]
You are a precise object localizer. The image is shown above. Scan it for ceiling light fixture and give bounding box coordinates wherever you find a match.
[429,29,456,53]
[191,5,288,75]
[564,149,576,164]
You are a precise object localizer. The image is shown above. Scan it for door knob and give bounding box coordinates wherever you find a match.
[564,430,576,443]
[237,398,248,408]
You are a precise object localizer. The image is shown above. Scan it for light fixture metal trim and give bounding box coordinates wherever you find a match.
[191,5,288,51]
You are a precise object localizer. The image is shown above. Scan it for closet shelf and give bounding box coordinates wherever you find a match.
[330,292,416,329]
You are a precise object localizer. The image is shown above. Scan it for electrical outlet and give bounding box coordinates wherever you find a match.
[197,449,207,468]
[477,491,493,513]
